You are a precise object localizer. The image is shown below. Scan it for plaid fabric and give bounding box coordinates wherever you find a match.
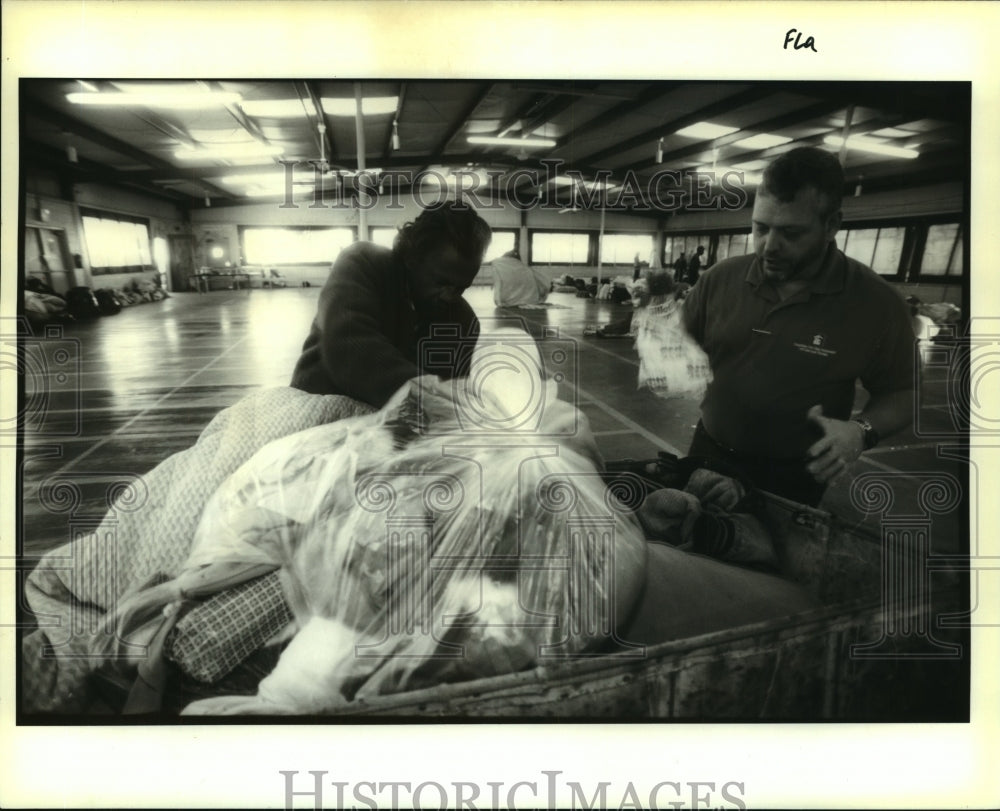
[165,571,294,684]
[22,387,374,714]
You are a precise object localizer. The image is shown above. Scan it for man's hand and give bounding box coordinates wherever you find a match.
[805,404,866,484]
[684,468,746,511]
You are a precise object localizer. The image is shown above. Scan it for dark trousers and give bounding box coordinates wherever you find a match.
[687,421,826,507]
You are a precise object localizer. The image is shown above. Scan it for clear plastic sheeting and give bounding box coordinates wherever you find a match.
[634,298,712,400]
[115,328,649,714]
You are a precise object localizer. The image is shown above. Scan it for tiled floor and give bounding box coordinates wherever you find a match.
[18,284,966,561]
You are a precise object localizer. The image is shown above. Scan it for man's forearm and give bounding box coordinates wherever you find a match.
[857,388,915,443]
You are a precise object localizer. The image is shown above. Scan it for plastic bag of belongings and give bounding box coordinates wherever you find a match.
[95,328,650,715]
[633,272,711,400]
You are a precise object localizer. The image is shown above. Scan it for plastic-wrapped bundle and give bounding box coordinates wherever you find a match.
[634,297,711,399]
[153,328,647,714]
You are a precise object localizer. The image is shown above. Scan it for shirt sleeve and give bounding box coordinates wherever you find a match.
[860,287,917,396]
[681,277,707,346]
[313,247,421,407]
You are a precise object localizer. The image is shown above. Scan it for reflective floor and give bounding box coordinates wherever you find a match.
[18,285,966,560]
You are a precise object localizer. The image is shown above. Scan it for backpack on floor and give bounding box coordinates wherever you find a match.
[95,288,123,316]
[65,287,102,320]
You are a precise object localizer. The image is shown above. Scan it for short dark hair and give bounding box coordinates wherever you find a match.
[760,146,844,216]
[393,202,492,263]
[646,270,675,297]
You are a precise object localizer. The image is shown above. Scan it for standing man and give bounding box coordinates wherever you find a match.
[672,251,688,284]
[290,202,492,408]
[686,245,706,285]
[682,147,915,506]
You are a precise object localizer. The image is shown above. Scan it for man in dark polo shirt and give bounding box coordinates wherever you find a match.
[290,202,492,407]
[682,147,915,506]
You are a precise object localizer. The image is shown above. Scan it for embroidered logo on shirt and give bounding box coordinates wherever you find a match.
[792,333,837,358]
[793,333,837,357]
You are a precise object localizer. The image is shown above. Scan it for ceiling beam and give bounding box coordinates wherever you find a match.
[549,82,683,152]
[22,96,236,200]
[381,81,407,160]
[415,82,495,175]
[302,80,336,163]
[623,99,844,173]
[789,80,970,125]
[203,80,280,170]
[567,85,774,168]
[21,142,193,204]
[508,82,640,101]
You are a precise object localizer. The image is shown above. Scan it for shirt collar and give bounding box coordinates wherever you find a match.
[745,242,846,296]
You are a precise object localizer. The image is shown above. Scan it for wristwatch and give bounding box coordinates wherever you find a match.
[852,417,880,450]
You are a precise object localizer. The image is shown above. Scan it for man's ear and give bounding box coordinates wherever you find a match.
[824,210,843,242]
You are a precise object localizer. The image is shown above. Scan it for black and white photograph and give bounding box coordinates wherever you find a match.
[2,2,998,809]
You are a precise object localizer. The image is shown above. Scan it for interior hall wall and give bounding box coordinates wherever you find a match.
[22,166,188,292]
[189,192,660,287]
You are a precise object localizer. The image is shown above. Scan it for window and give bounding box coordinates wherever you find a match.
[368,227,514,262]
[715,233,751,263]
[242,227,355,265]
[842,228,880,266]
[836,226,907,276]
[664,234,724,267]
[483,230,517,263]
[530,231,590,264]
[369,227,398,250]
[599,233,653,266]
[870,227,905,275]
[921,223,962,276]
[80,210,152,274]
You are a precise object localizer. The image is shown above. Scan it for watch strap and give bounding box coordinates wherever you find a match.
[852,417,880,450]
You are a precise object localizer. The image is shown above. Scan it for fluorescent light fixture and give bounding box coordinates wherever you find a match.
[222,172,287,185]
[731,133,793,150]
[696,165,762,185]
[868,127,917,139]
[321,96,398,116]
[823,135,919,159]
[675,122,740,139]
[240,99,309,118]
[732,159,768,171]
[553,177,619,192]
[67,89,242,108]
[244,186,286,197]
[176,143,285,160]
[467,135,556,148]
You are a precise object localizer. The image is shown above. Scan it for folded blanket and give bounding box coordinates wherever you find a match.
[22,387,374,714]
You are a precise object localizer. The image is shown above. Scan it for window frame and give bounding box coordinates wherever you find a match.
[79,207,154,275]
[482,229,520,264]
[527,228,594,266]
[238,225,358,267]
[597,231,657,267]
[661,215,966,285]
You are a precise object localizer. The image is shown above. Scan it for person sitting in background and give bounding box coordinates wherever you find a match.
[290,202,492,408]
[490,247,550,307]
[682,146,915,507]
